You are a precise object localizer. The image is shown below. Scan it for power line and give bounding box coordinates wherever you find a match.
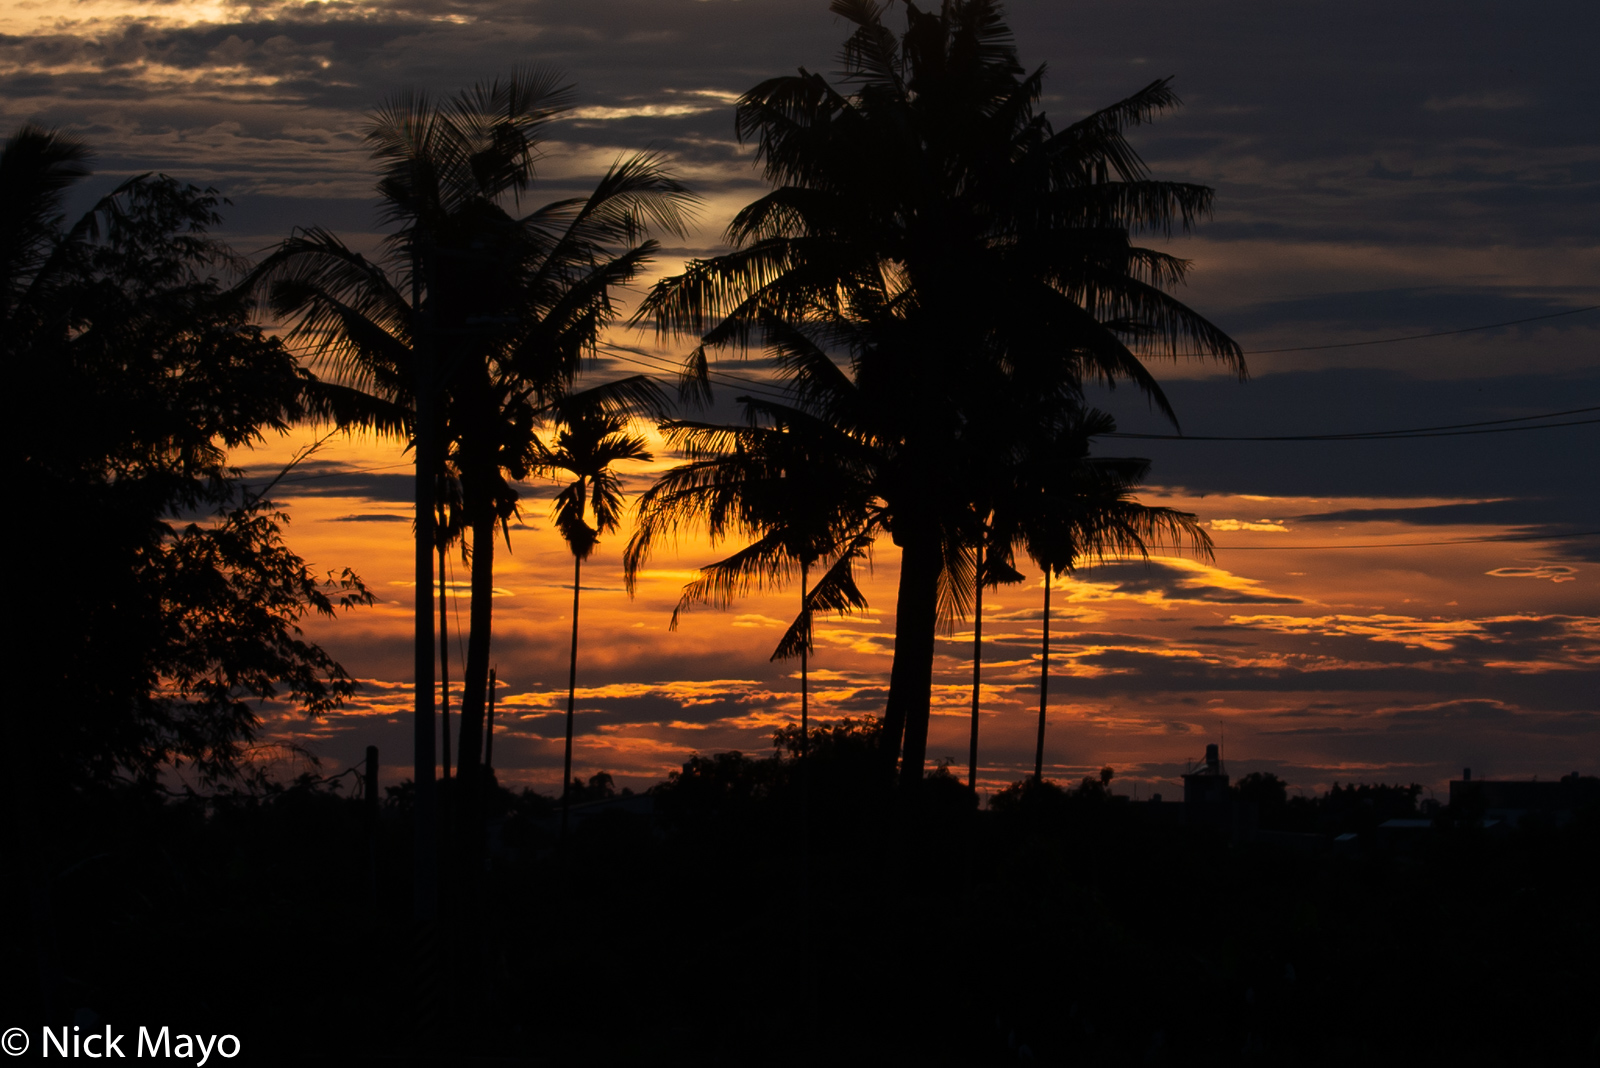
[604,344,1600,442]
[1212,529,1600,550]
[597,342,1600,443]
[597,344,795,403]
[1196,404,1598,435]
[1109,413,1600,442]
[1240,304,1600,354]
[599,342,779,393]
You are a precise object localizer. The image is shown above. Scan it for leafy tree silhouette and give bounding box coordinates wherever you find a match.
[635,0,1241,789]
[4,123,372,1018]
[6,123,371,789]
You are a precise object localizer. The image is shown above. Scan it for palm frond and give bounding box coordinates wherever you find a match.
[669,529,795,628]
[770,527,875,660]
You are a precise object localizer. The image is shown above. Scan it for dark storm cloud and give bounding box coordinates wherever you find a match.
[502,687,783,736]
[829,686,888,712]
[1218,611,1598,658]
[1073,560,1302,604]
[1006,0,1600,248]
[1292,498,1582,528]
[1088,368,1600,545]
[8,0,1594,255]
[1053,650,1600,709]
[243,460,416,502]
[982,630,1175,652]
[1259,700,1598,739]
[11,0,1597,466]
[1226,288,1595,336]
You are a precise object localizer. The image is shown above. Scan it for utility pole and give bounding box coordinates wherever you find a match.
[484,667,496,774]
[410,252,441,1037]
[561,555,581,842]
[968,536,985,792]
[1035,574,1050,783]
[365,745,380,910]
[439,503,451,784]
[412,264,439,924]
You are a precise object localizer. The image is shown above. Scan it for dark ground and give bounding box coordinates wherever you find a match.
[7,751,1599,1067]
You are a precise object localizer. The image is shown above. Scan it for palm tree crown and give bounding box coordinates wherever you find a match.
[248,69,694,908]
[546,410,654,560]
[634,0,1240,786]
[542,409,652,839]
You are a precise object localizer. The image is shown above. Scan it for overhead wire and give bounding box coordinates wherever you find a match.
[1211,529,1600,550]
[1108,409,1600,442]
[1239,303,1599,354]
[596,343,796,404]
[243,310,1598,553]
[600,346,1600,443]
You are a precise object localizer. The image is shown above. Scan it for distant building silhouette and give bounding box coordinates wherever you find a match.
[1180,743,1256,840]
[1182,743,1228,807]
[1449,770,1598,828]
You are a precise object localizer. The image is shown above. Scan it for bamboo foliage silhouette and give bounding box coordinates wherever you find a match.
[540,410,652,839]
[636,0,1242,788]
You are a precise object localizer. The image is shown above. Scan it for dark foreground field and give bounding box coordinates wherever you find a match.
[7,743,1598,1066]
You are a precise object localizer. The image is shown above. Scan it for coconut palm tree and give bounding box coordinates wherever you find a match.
[635,0,1242,788]
[250,71,692,904]
[956,399,1209,793]
[540,409,652,838]
[625,321,878,894]
[999,410,1212,783]
[627,316,880,722]
[962,515,1028,792]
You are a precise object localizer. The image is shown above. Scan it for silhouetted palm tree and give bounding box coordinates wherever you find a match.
[627,318,878,720]
[250,70,692,907]
[636,0,1242,788]
[964,515,1026,791]
[541,409,652,839]
[1,124,91,321]
[1000,410,1212,783]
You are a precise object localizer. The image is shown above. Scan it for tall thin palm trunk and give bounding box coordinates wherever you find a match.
[560,553,582,840]
[799,561,810,894]
[800,560,810,754]
[967,538,984,791]
[411,281,438,926]
[438,507,450,782]
[1034,575,1050,783]
[484,667,496,773]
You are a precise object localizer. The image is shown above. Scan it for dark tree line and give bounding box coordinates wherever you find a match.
[3,124,375,1021]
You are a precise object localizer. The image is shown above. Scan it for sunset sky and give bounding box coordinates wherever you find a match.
[10,0,1596,798]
